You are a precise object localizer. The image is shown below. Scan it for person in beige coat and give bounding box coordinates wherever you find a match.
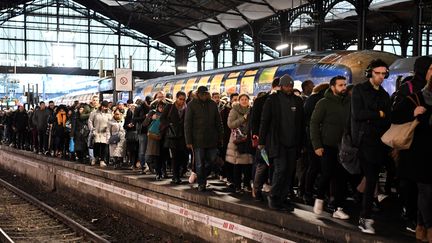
[88,101,112,167]
[107,109,126,169]
[226,94,253,193]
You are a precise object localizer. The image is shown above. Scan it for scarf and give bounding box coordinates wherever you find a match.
[56,111,67,127]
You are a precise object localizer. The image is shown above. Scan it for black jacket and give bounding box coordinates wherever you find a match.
[133,103,150,134]
[184,98,223,149]
[304,89,326,148]
[351,81,391,147]
[392,92,432,184]
[259,91,304,158]
[160,103,186,150]
[250,92,269,136]
[13,110,29,132]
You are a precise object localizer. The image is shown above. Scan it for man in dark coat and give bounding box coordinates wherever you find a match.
[12,105,29,149]
[310,76,350,220]
[185,86,223,192]
[134,99,150,173]
[351,59,391,234]
[258,74,304,211]
[32,101,51,154]
[160,91,188,184]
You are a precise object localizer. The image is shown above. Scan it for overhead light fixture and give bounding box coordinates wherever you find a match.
[177,66,188,71]
[293,45,308,51]
[275,43,289,50]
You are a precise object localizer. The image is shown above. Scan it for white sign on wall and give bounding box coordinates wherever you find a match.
[115,68,133,91]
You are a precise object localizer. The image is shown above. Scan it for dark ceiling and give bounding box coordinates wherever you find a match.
[1,0,431,53]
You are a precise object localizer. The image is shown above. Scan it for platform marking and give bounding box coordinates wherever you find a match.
[59,171,295,243]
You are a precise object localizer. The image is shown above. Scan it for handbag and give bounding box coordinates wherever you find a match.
[108,134,121,144]
[381,94,420,150]
[338,107,362,175]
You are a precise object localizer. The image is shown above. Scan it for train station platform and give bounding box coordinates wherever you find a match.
[0,145,414,243]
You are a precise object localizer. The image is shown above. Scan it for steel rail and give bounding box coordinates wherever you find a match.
[0,178,110,243]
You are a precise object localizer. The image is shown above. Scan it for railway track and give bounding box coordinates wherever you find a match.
[0,178,110,243]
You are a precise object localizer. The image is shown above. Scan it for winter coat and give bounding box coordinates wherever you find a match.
[220,103,232,148]
[250,92,269,136]
[310,89,350,150]
[108,118,126,158]
[184,98,223,149]
[160,103,186,150]
[351,81,391,147]
[304,88,326,149]
[133,103,150,134]
[32,108,50,131]
[144,110,162,156]
[259,91,304,158]
[88,110,112,144]
[392,91,432,184]
[72,113,90,152]
[225,103,253,165]
[13,110,29,132]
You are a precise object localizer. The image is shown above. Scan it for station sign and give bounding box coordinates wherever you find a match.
[115,68,133,91]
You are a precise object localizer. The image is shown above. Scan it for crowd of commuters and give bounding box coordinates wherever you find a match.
[1,56,431,240]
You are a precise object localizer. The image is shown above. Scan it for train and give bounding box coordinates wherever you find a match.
[54,50,422,106]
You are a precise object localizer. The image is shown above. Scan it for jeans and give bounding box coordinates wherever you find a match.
[138,134,148,169]
[193,148,218,187]
[171,148,188,180]
[271,145,297,200]
[37,129,48,152]
[253,149,270,192]
[359,146,384,218]
[417,183,432,228]
[316,146,347,207]
[304,149,321,197]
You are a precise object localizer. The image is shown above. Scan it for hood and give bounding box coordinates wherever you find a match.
[413,56,432,85]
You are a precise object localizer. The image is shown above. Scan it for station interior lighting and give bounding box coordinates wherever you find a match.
[275,43,289,50]
[293,45,308,51]
[177,66,188,71]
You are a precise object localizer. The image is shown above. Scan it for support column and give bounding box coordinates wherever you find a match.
[356,0,369,50]
[228,30,240,66]
[313,1,324,51]
[400,25,410,57]
[279,11,290,56]
[210,36,221,69]
[412,0,423,56]
[194,42,204,72]
[175,46,189,74]
[250,21,265,62]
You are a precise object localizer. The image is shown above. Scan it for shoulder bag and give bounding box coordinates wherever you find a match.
[381,94,420,150]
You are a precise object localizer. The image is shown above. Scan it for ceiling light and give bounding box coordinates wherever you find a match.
[275,43,289,50]
[177,66,188,71]
[293,45,308,51]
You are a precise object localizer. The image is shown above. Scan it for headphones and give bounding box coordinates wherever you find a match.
[365,59,389,79]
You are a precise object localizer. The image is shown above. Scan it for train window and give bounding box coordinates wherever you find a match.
[225,77,238,95]
[244,70,258,76]
[240,76,254,94]
[143,83,154,96]
[185,78,197,93]
[153,83,163,92]
[172,80,184,95]
[197,76,210,88]
[163,82,173,95]
[228,72,240,78]
[210,74,224,93]
[258,66,278,84]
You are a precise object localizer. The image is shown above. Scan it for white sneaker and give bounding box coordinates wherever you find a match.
[91,158,96,166]
[359,218,375,234]
[313,199,324,215]
[100,161,107,167]
[332,208,350,220]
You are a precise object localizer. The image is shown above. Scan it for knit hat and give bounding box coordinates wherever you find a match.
[197,86,209,94]
[279,74,294,86]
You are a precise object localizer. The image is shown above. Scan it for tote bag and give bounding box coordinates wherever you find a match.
[381,94,420,150]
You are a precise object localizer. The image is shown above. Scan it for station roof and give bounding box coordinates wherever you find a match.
[1,0,431,51]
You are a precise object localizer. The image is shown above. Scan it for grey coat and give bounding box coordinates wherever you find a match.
[88,110,112,144]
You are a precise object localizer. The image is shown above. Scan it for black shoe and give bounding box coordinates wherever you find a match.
[198,184,206,192]
[253,190,264,202]
[281,199,295,212]
[302,194,313,205]
[155,175,162,181]
[267,196,291,212]
[170,178,182,184]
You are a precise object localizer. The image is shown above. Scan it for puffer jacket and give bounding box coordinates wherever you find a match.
[107,118,126,157]
[225,103,253,165]
[88,110,112,144]
[310,88,350,150]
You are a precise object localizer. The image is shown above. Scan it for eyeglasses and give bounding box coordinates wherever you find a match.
[373,71,388,76]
